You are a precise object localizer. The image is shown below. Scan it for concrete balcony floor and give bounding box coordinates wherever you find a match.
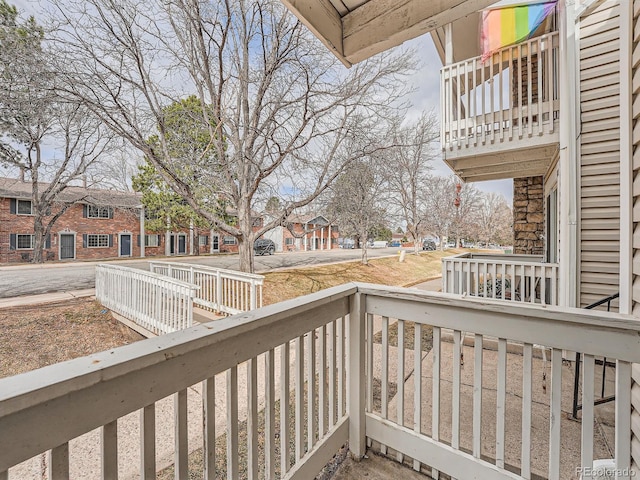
[333,453,431,480]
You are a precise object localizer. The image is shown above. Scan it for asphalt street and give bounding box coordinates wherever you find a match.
[0,247,408,298]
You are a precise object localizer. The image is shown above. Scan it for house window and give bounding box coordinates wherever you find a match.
[87,206,111,219]
[223,236,237,245]
[17,200,33,215]
[285,237,294,245]
[199,235,208,246]
[87,234,109,248]
[16,234,35,249]
[145,234,160,247]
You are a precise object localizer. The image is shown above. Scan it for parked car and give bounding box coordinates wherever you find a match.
[371,240,389,248]
[254,238,275,255]
[422,239,436,251]
[389,241,401,247]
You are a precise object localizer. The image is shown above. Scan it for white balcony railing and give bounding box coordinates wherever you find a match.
[1,284,637,479]
[441,31,560,153]
[149,261,264,314]
[442,252,559,305]
[96,264,198,335]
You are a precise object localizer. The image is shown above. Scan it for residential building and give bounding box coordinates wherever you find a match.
[262,213,339,252]
[0,177,221,262]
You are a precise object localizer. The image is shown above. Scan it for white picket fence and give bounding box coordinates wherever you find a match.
[95,264,199,335]
[149,261,264,315]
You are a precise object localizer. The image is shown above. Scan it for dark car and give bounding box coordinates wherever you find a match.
[254,238,275,255]
[422,239,436,251]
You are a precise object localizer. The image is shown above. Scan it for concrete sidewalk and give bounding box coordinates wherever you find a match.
[0,289,95,309]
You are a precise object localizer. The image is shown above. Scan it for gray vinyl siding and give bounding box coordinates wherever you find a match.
[579,0,621,309]
[631,0,640,472]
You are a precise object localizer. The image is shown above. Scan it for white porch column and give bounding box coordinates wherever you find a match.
[558,0,578,308]
[139,206,145,258]
[165,216,171,256]
[189,220,194,255]
[328,225,332,249]
[312,224,316,251]
[210,228,215,254]
[619,0,633,315]
[304,223,308,251]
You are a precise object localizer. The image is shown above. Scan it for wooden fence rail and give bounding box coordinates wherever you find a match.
[149,261,264,315]
[442,253,559,305]
[441,31,560,152]
[95,264,199,335]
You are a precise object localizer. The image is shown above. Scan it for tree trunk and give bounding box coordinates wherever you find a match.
[360,229,368,265]
[237,201,255,273]
[32,212,45,263]
[411,232,420,255]
[238,236,254,273]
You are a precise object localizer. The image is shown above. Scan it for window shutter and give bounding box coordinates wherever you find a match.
[82,234,88,248]
[108,207,114,219]
[9,199,16,214]
[137,235,141,247]
[157,234,162,244]
[45,234,51,249]
[83,205,88,218]
[205,235,209,245]
[108,234,113,247]
[9,234,16,250]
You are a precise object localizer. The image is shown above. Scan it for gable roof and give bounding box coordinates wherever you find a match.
[0,177,142,208]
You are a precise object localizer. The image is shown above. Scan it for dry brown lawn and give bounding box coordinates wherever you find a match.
[0,298,143,379]
[261,249,461,306]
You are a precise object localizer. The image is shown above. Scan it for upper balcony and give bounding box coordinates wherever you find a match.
[441,31,560,182]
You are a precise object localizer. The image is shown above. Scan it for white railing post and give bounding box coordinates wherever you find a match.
[348,292,366,458]
[216,270,222,312]
[250,279,257,311]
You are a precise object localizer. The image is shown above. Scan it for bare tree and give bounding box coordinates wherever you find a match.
[327,159,386,265]
[50,0,414,272]
[477,192,513,246]
[0,2,112,262]
[384,112,438,254]
[424,176,482,249]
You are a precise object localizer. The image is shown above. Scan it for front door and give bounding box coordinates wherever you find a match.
[212,235,219,252]
[178,234,187,254]
[120,234,132,257]
[60,234,75,260]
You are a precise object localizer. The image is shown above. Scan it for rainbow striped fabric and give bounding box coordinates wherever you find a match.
[481,2,556,61]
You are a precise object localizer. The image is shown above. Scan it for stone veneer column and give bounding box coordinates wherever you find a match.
[513,176,544,255]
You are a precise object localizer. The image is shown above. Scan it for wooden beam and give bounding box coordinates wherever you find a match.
[280,0,351,67]
[342,0,495,64]
[446,145,558,170]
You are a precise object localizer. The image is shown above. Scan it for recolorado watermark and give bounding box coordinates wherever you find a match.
[576,466,636,478]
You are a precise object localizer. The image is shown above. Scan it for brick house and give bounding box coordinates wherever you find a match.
[262,213,338,252]
[0,177,227,263]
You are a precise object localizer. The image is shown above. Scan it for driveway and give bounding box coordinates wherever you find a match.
[0,247,409,298]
